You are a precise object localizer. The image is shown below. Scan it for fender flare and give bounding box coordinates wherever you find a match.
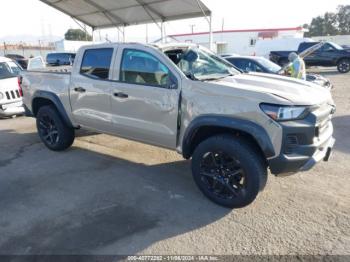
[182,115,275,159]
[32,90,74,128]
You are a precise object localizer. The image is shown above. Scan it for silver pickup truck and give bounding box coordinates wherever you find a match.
[21,43,336,208]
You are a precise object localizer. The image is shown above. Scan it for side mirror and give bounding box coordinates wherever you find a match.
[245,67,251,73]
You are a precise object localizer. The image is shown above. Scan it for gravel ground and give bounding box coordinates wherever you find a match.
[0,68,349,256]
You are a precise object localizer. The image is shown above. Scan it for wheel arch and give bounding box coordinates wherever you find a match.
[182,116,275,160]
[336,56,350,64]
[32,91,73,128]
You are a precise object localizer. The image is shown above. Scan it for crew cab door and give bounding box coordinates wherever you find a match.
[109,47,180,149]
[304,43,336,66]
[69,48,115,133]
[316,43,339,66]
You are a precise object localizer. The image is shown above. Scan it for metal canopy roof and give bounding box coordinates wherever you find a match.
[40,0,211,30]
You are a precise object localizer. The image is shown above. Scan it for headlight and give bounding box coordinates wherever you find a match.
[0,92,3,100]
[260,103,310,121]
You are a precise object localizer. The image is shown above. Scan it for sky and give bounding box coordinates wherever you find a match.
[0,0,349,43]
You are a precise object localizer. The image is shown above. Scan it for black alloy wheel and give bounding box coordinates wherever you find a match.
[199,151,246,200]
[337,59,350,73]
[38,114,60,146]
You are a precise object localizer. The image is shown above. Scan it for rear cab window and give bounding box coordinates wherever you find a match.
[80,48,114,80]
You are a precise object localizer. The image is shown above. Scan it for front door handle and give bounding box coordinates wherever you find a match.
[114,92,129,99]
[74,87,86,93]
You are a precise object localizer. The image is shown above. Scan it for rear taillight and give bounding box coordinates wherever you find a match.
[18,76,23,97]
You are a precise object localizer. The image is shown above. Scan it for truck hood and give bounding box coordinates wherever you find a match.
[0,77,19,92]
[213,72,333,106]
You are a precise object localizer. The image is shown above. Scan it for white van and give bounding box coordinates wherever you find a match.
[254,38,313,58]
[0,57,25,117]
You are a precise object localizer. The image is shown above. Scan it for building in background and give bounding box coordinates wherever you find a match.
[170,27,306,55]
[312,35,350,46]
[0,42,55,58]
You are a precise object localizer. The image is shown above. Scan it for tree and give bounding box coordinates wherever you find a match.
[337,5,350,35]
[64,29,92,41]
[305,13,338,37]
[304,5,349,37]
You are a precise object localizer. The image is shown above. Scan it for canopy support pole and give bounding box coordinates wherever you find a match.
[209,15,214,51]
[195,0,214,51]
[161,22,166,43]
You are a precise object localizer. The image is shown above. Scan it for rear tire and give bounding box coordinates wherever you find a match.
[337,58,350,73]
[191,135,267,209]
[36,105,75,151]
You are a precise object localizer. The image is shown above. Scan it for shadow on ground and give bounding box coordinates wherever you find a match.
[332,115,350,154]
[0,128,231,255]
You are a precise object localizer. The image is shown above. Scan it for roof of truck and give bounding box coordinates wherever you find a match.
[77,42,196,52]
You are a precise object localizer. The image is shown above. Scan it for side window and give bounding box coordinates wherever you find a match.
[227,59,244,70]
[231,59,251,72]
[250,61,264,72]
[322,44,335,52]
[80,48,113,80]
[120,49,170,87]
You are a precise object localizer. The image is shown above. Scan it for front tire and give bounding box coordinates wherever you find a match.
[36,105,75,151]
[337,58,350,73]
[191,135,267,208]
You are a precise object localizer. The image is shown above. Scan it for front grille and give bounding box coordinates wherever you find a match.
[313,103,334,138]
[4,90,21,101]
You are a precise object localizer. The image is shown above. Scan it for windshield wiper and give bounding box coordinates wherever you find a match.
[202,74,233,81]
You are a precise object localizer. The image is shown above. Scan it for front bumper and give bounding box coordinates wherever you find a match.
[268,105,335,176]
[269,135,335,175]
[0,104,25,117]
[299,136,335,171]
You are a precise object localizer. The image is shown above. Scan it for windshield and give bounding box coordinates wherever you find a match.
[0,61,22,80]
[175,47,240,81]
[256,57,281,73]
[329,42,344,50]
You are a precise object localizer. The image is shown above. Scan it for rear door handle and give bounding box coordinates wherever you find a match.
[74,87,86,93]
[114,92,129,99]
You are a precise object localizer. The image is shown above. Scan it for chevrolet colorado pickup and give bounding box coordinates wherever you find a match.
[270,41,350,73]
[21,43,336,208]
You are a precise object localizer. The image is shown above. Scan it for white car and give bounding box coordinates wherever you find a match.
[0,57,25,117]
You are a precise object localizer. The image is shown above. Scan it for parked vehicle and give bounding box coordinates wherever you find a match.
[254,38,313,58]
[46,52,76,66]
[270,41,350,73]
[224,55,332,89]
[5,54,28,69]
[0,57,24,117]
[21,43,335,208]
[220,53,240,58]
